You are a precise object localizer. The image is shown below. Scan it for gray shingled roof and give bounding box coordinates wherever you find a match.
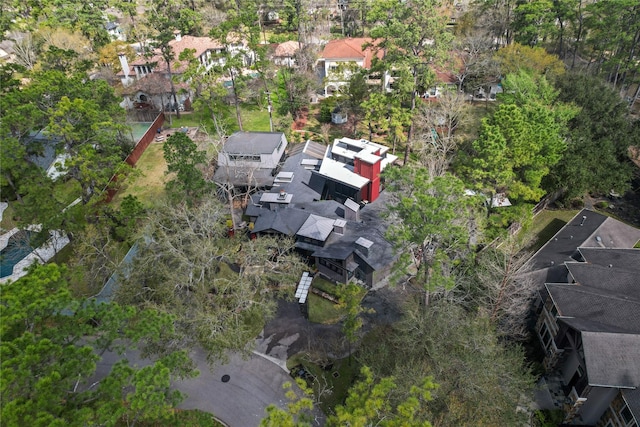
[559,317,632,334]
[25,132,62,171]
[547,283,640,334]
[582,331,640,387]
[297,214,335,241]
[311,217,395,271]
[302,139,328,160]
[223,132,285,154]
[213,166,275,187]
[524,209,640,284]
[579,247,640,272]
[252,208,310,236]
[566,262,640,295]
[528,209,608,272]
[269,151,323,205]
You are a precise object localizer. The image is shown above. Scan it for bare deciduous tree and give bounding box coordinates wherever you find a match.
[413,89,470,177]
[10,31,37,69]
[117,196,305,364]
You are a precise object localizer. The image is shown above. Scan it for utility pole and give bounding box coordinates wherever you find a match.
[265,91,274,132]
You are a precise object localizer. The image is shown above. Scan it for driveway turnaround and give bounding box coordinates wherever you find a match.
[176,348,294,427]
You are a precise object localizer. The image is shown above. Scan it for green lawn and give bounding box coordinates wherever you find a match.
[240,104,273,131]
[113,143,169,208]
[524,209,580,252]
[307,276,342,325]
[0,203,17,231]
[167,103,275,134]
[308,293,344,324]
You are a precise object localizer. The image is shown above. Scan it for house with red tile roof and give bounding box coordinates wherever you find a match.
[317,38,385,96]
[317,37,461,98]
[117,32,252,111]
[271,40,302,67]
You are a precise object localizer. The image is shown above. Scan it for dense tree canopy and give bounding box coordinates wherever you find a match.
[116,197,306,363]
[367,0,454,164]
[384,167,480,306]
[1,67,131,205]
[544,73,637,199]
[358,302,535,426]
[1,264,197,426]
[460,70,577,203]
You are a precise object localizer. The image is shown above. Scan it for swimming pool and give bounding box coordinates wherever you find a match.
[127,122,154,143]
[0,230,34,278]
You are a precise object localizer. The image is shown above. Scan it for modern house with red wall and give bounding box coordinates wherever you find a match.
[314,137,397,204]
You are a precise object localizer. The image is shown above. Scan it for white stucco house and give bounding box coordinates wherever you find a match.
[117,32,254,111]
[316,38,388,96]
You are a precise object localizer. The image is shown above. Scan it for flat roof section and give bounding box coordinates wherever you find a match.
[355,150,381,164]
[260,192,293,204]
[317,156,369,189]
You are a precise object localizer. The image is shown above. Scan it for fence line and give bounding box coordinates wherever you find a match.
[104,113,165,203]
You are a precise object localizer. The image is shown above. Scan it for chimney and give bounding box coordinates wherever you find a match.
[355,237,373,257]
[173,30,182,41]
[118,52,130,79]
[333,219,346,235]
[343,198,360,221]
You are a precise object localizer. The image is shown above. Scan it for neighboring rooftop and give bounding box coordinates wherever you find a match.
[525,209,640,283]
[319,38,383,69]
[581,331,640,388]
[274,40,301,57]
[223,132,285,154]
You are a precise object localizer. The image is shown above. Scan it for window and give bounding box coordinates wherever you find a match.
[229,154,261,162]
[539,323,553,350]
[620,404,638,427]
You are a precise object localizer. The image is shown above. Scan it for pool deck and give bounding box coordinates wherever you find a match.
[0,227,70,284]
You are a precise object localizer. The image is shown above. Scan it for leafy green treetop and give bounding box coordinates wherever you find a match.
[461,70,577,203]
[1,264,197,426]
[367,0,454,164]
[329,366,436,426]
[163,131,209,201]
[384,167,479,306]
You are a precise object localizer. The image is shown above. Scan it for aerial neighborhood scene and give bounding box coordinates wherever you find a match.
[2,0,640,425]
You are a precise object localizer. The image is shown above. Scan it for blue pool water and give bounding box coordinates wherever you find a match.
[0,231,34,278]
[128,122,154,143]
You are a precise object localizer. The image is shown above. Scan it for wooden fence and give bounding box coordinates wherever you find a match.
[125,113,165,166]
[104,113,165,202]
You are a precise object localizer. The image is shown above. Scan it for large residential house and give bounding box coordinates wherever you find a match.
[526,209,640,426]
[317,37,459,97]
[270,41,302,68]
[317,38,385,96]
[314,137,398,204]
[117,32,252,111]
[242,138,398,288]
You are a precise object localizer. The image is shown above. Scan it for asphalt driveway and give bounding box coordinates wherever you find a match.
[176,348,296,427]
